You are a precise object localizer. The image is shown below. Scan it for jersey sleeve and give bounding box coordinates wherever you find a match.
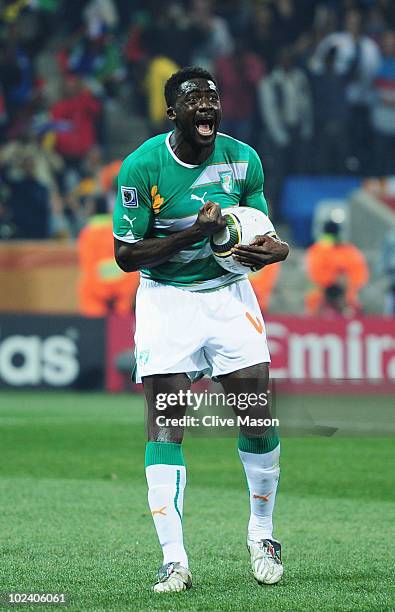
[113,156,153,243]
[241,147,269,215]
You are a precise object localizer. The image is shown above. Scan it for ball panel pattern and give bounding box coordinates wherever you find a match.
[210,213,242,257]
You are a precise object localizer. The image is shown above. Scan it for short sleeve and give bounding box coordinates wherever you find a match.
[241,148,268,215]
[113,156,153,243]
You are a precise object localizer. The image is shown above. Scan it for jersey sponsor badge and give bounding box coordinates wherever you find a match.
[121,186,139,208]
[219,171,234,194]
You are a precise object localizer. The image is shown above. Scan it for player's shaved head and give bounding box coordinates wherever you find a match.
[164,66,217,107]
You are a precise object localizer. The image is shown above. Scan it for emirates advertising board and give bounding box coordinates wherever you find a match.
[106,315,395,393]
[0,314,394,393]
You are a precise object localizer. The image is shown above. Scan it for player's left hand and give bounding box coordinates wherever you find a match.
[232,234,289,270]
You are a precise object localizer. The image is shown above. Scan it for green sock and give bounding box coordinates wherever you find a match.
[145,441,185,467]
[238,426,280,454]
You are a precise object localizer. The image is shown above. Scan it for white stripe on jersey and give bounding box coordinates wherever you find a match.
[191,162,248,189]
[153,215,197,232]
[113,232,142,244]
[168,242,213,263]
[140,271,246,291]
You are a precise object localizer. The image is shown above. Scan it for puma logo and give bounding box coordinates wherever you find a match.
[191,192,207,206]
[245,312,263,334]
[253,492,272,502]
[151,506,167,516]
[122,214,136,228]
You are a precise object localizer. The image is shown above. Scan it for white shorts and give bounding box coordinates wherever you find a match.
[134,278,270,382]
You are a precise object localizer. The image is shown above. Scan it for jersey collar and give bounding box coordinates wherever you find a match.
[165,132,199,169]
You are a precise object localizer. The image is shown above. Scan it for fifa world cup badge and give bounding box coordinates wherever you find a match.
[121,186,139,208]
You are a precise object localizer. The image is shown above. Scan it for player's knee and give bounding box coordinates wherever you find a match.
[239,424,272,439]
[148,404,186,444]
[148,428,184,444]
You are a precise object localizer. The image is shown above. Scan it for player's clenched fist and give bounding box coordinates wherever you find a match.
[195,201,226,236]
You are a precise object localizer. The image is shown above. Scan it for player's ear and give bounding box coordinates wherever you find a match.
[167,106,176,122]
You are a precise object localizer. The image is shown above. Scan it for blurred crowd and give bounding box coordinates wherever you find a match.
[0,0,394,316]
[0,0,394,242]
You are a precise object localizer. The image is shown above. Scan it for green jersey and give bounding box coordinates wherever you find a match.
[113,131,269,291]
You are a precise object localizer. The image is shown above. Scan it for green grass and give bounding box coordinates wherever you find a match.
[0,391,394,611]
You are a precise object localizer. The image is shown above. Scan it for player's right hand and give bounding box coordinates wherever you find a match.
[195,201,226,236]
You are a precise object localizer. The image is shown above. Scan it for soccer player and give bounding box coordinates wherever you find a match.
[113,67,289,593]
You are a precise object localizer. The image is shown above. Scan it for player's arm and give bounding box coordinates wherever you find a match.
[235,148,289,269]
[115,201,225,273]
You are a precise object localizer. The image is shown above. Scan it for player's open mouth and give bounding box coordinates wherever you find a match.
[195,119,214,137]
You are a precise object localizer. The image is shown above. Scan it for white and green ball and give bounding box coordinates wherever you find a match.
[210,206,275,274]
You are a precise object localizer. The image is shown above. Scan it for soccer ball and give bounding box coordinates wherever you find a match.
[210,206,275,274]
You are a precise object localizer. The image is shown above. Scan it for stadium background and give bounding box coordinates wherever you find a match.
[0,1,394,610]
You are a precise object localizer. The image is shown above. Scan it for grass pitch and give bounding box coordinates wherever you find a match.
[0,391,394,611]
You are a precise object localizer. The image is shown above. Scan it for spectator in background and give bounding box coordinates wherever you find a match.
[136,2,202,131]
[100,157,122,195]
[257,47,313,218]
[80,145,121,202]
[273,0,304,46]
[50,75,101,175]
[67,32,125,100]
[77,197,139,316]
[63,0,121,101]
[190,0,234,71]
[62,145,121,236]
[124,9,151,115]
[247,3,279,71]
[365,2,389,40]
[83,0,119,38]
[64,146,108,236]
[371,30,395,176]
[293,4,339,71]
[310,45,349,173]
[377,0,395,29]
[0,154,50,239]
[319,283,358,318]
[144,3,201,68]
[0,131,66,237]
[5,74,59,151]
[144,56,180,134]
[56,0,89,35]
[311,8,381,174]
[215,38,265,144]
[305,219,369,315]
[0,29,34,130]
[213,0,250,38]
[0,40,22,135]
